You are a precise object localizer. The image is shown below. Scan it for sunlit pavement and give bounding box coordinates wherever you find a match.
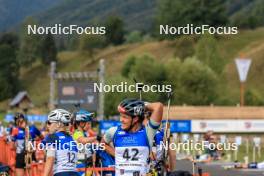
[176,160,264,176]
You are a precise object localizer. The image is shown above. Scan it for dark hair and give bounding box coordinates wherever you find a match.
[14,113,26,126]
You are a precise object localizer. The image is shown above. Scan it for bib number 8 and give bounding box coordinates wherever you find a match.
[123,148,139,161]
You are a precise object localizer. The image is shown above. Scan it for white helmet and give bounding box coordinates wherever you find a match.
[48,109,71,124]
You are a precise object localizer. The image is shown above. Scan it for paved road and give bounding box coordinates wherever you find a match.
[176,160,264,176]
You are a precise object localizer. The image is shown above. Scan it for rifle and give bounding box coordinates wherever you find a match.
[133,78,143,100]
[161,92,172,176]
[25,125,33,175]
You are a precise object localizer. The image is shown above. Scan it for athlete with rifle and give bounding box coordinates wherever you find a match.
[102,98,163,176]
[11,113,43,176]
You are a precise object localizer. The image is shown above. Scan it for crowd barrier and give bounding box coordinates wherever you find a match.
[0,137,211,176]
[0,137,115,176]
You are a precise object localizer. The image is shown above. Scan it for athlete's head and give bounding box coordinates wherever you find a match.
[48,109,71,132]
[73,109,93,131]
[118,98,145,131]
[14,113,26,128]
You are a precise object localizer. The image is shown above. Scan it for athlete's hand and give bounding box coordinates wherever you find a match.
[96,135,102,142]
[145,102,163,124]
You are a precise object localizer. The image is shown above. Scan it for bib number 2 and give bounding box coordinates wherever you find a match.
[123,148,139,161]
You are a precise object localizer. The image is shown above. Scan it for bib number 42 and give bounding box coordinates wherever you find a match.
[123,148,139,161]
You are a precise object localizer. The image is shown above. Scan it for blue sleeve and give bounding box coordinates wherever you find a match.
[154,130,164,145]
[31,125,41,137]
[41,135,50,145]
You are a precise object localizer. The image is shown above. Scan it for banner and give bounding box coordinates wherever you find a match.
[5,114,47,123]
[57,81,98,111]
[235,58,251,82]
[99,120,121,134]
[99,120,191,134]
[192,120,264,133]
[169,120,191,133]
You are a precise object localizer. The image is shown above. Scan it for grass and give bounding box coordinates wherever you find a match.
[218,27,264,102]
[1,27,264,111]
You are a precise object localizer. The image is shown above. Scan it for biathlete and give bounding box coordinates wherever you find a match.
[72,109,98,176]
[102,98,163,176]
[153,128,176,175]
[43,109,78,176]
[11,113,43,176]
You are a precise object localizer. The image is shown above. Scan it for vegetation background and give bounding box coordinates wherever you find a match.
[0,0,264,116]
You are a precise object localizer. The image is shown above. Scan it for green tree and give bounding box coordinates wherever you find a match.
[156,0,227,38]
[40,32,57,65]
[178,57,218,105]
[195,33,224,74]
[0,44,20,100]
[129,55,166,85]
[0,33,19,49]
[231,0,264,29]
[164,58,182,104]
[121,55,136,78]
[174,36,195,60]
[125,31,142,44]
[17,17,41,67]
[245,89,264,105]
[79,34,105,57]
[128,55,167,102]
[68,35,79,50]
[105,16,125,45]
[104,76,138,116]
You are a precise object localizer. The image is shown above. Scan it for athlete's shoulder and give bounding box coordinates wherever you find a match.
[45,133,59,144]
[103,126,118,144]
[29,125,41,137]
[107,126,119,133]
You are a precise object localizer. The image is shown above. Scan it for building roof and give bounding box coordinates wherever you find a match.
[9,91,32,107]
[163,106,264,120]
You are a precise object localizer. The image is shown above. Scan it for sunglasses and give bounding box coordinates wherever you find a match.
[46,120,56,125]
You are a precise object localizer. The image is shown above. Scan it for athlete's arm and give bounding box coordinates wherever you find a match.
[168,146,176,171]
[43,156,54,176]
[43,134,56,176]
[31,125,44,140]
[145,102,163,124]
[77,136,97,144]
[44,147,55,176]
[102,126,117,156]
[104,143,115,157]
[10,127,18,150]
[145,102,163,147]
[73,130,97,144]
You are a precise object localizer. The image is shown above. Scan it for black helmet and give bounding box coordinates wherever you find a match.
[118,98,145,119]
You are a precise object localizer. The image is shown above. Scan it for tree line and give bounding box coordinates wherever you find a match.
[1,0,263,108]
